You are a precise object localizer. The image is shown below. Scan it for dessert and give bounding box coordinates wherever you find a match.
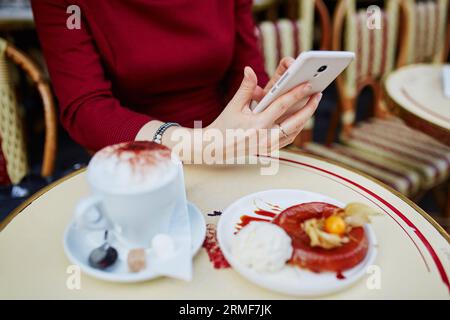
[235,201,376,275]
[273,202,373,273]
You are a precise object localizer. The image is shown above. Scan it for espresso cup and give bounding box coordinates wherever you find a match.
[74,141,183,248]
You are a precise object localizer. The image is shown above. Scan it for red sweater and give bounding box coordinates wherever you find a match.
[32,0,269,151]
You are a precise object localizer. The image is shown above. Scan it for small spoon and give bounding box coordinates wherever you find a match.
[88,230,118,270]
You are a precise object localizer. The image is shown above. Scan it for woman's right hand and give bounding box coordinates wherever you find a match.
[207,65,322,155]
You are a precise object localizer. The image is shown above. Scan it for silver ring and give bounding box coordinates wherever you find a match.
[278,124,289,138]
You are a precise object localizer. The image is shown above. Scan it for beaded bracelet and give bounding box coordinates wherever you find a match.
[152,122,181,144]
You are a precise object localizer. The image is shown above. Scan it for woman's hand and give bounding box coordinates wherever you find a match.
[207,63,322,153]
[137,58,322,163]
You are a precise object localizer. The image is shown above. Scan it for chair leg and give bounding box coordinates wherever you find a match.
[326,92,357,145]
[340,95,357,138]
[326,107,340,146]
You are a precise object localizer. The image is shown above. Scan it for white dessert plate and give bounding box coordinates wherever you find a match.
[217,189,378,297]
[63,202,205,283]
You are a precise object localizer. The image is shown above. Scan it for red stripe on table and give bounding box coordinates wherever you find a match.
[401,87,450,123]
[275,156,450,293]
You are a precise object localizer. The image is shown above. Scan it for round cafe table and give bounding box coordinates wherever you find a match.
[0,151,449,299]
[385,64,450,146]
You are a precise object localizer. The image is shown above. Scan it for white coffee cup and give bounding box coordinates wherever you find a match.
[74,141,183,248]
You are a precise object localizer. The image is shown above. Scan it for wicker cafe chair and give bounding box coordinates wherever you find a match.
[397,0,449,67]
[300,0,450,202]
[0,38,57,186]
[256,0,331,145]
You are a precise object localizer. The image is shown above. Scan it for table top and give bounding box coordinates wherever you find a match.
[1,150,449,299]
[385,64,450,139]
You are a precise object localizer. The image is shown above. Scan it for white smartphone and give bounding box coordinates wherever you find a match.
[251,51,355,117]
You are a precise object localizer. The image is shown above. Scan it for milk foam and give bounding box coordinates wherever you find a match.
[87,141,178,194]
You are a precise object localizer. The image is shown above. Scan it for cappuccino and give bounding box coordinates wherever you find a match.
[76,141,183,247]
[87,141,178,194]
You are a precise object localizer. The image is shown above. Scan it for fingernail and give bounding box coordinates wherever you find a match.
[244,66,251,79]
[316,93,323,102]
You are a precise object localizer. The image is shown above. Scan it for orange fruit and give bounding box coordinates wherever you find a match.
[324,216,346,236]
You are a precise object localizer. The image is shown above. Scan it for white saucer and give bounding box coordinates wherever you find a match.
[63,202,206,283]
[217,189,378,297]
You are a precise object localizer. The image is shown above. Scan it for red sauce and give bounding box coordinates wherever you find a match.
[253,209,277,218]
[265,202,282,211]
[272,202,369,273]
[236,208,276,231]
[336,271,346,280]
[236,216,271,231]
[202,224,230,269]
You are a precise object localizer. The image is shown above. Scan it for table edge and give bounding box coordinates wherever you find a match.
[0,168,86,232]
[384,63,450,137]
[1,152,448,243]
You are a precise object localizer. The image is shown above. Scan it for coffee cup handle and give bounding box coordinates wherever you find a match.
[74,196,109,230]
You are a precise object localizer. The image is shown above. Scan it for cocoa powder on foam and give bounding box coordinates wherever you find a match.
[88,141,177,193]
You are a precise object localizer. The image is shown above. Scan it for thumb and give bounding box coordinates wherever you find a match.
[230,66,258,110]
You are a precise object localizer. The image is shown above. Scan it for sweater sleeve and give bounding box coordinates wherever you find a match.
[224,0,270,102]
[31,0,152,151]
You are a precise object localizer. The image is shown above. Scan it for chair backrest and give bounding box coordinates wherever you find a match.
[0,38,57,185]
[332,0,400,136]
[257,0,330,75]
[255,0,331,146]
[334,0,400,99]
[397,0,449,67]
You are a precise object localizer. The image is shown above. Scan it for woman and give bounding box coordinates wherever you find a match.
[31,0,321,162]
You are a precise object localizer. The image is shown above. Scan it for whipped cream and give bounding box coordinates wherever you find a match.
[232,222,293,272]
[87,141,178,194]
